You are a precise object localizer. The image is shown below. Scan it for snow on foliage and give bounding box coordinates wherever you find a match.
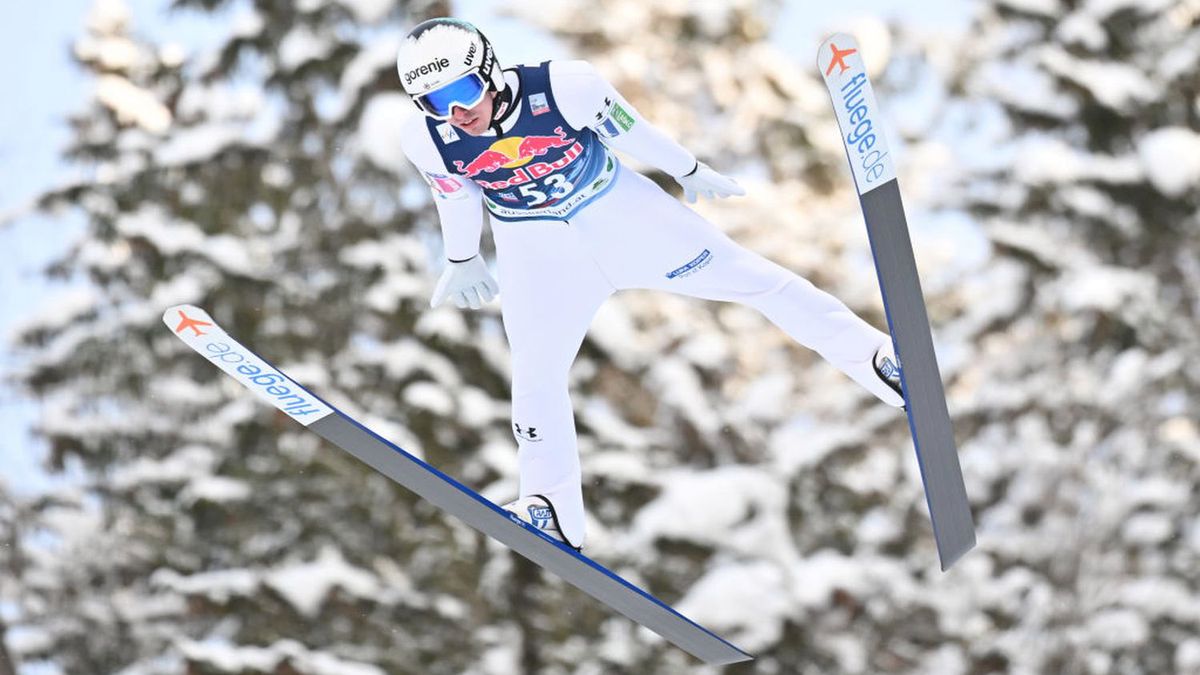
[1039,47,1157,112]
[153,124,243,167]
[278,26,335,71]
[116,206,263,275]
[8,0,1199,673]
[152,545,382,619]
[335,33,403,118]
[630,466,788,552]
[4,288,100,340]
[1137,126,1200,197]
[178,638,387,675]
[358,94,414,174]
[95,75,172,133]
[971,60,1079,119]
[86,0,131,34]
[263,546,381,617]
[334,0,394,24]
[937,0,1200,671]
[109,444,219,490]
[1012,136,1142,185]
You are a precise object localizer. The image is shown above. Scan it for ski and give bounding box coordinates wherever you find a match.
[162,305,752,665]
[817,34,976,570]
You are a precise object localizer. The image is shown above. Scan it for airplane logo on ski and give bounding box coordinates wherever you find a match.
[173,309,213,336]
[824,42,858,76]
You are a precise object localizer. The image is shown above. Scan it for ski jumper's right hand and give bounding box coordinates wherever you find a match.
[430,255,499,310]
[675,161,746,203]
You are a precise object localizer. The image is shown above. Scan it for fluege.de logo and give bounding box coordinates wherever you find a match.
[165,305,332,425]
[202,341,327,419]
[838,71,891,188]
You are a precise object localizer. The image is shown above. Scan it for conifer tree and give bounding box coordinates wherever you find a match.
[935,1,1200,671]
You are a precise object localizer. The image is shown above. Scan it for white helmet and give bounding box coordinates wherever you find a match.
[397,18,503,119]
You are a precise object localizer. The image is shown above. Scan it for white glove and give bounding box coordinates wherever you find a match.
[430,255,499,310]
[674,161,746,203]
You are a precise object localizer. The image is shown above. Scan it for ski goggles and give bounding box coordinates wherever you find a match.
[415,72,488,120]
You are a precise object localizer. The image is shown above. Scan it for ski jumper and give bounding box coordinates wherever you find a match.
[399,60,898,548]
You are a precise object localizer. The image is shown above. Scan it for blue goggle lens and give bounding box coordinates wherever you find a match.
[419,73,487,117]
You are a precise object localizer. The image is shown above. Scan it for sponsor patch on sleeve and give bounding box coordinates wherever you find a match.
[611,102,635,131]
[597,118,621,139]
[424,172,467,199]
[594,97,635,138]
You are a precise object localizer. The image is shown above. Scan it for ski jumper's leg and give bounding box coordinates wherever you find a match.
[574,166,902,407]
[492,218,614,548]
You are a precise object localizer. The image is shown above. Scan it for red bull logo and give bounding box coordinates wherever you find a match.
[453,149,511,177]
[451,126,581,188]
[514,126,573,159]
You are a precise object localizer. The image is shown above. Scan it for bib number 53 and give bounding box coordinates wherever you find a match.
[519,174,572,205]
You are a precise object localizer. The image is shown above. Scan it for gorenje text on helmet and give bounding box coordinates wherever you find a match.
[404,57,452,86]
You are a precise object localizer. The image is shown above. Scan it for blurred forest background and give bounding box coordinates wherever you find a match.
[2,0,1198,673]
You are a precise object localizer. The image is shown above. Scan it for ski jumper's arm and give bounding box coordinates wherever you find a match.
[398,113,485,261]
[549,60,698,178]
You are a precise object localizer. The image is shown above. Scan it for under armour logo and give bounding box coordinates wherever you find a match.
[513,423,543,442]
[595,96,614,121]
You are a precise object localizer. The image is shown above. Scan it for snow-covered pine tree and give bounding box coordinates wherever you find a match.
[31,0,1200,673]
[933,0,1200,672]
[7,0,560,673]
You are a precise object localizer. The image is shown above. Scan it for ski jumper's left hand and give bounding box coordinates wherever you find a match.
[674,161,746,203]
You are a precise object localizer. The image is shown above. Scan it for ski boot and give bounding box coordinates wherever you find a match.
[503,495,574,548]
[873,341,905,408]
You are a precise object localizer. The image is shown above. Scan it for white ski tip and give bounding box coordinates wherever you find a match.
[816,33,861,78]
[816,33,897,195]
[162,304,334,426]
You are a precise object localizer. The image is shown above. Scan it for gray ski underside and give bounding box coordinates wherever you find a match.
[309,413,752,664]
[861,180,976,570]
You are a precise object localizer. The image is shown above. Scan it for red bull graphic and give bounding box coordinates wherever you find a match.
[453,149,512,177]
[473,143,584,190]
[515,127,573,159]
[451,126,581,189]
